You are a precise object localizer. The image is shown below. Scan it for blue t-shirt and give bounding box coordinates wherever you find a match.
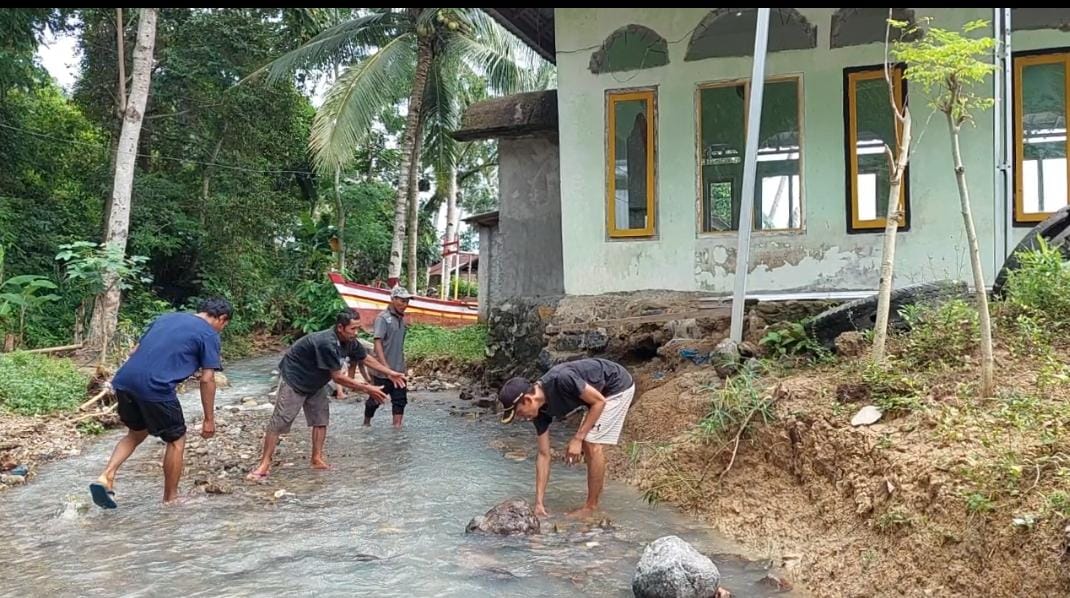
[112,312,223,402]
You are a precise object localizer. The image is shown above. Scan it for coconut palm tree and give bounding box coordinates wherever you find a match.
[255,8,547,288]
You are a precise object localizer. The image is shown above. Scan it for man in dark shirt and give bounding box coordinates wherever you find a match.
[247,309,404,480]
[89,298,232,508]
[498,358,636,518]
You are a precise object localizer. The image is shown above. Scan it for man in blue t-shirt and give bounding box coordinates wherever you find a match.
[89,298,232,508]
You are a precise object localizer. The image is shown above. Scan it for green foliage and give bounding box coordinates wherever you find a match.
[1049,491,1070,519]
[0,352,88,415]
[0,271,61,343]
[404,324,486,363]
[289,280,345,334]
[964,491,995,514]
[760,320,822,357]
[2,9,510,353]
[453,278,477,298]
[76,420,105,436]
[1003,239,1070,331]
[56,241,151,294]
[860,361,923,414]
[891,18,997,124]
[0,9,71,94]
[341,180,399,284]
[898,299,980,367]
[696,363,775,440]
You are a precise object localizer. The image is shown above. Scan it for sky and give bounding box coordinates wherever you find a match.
[36,27,79,91]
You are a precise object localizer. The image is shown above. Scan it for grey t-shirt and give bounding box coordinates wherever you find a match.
[279,329,368,395]
[373,306,406,372]
[532,358,633,435]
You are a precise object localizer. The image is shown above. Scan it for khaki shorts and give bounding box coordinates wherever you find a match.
[584,385,636,445]
[267,380,330,434]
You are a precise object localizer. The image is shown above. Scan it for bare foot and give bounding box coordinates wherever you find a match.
[310,460,332,470]
[566,506,597,519]
[163,495,190,506]
[95,474,115,492]
[246,469,270,481]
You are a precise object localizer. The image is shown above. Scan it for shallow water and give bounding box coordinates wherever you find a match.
[0,354,795,597]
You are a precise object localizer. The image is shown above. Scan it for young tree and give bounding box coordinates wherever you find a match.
[893,19,997,396]
[871,13,915,363]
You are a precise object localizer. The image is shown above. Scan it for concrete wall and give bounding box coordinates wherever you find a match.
[554,8,1070,296]
[498,135,565,298]
[476,224,503,321]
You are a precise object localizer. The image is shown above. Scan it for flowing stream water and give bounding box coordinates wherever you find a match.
[0,353,798,597]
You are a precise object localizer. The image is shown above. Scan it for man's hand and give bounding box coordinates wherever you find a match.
[201,418,215,439]
[565,437,583,465]
[365,384,388,403]
[388,371,407,388]
[534,503,549,518]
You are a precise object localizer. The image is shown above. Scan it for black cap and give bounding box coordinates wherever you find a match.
[498,376,530,424]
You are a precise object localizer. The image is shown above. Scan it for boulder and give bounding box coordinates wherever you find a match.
[466,498,541,536]
[632,535,721,598]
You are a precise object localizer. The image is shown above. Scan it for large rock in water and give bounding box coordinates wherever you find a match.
[632,536,721,598]
[466,498,541,535]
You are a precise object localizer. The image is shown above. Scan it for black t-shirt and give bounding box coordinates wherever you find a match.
[279,329,367,394]
[532,358,633,435]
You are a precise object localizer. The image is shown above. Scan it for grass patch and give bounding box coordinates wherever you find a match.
[404,324,487,363]
[898,298,979,368]
[0,352,89,415]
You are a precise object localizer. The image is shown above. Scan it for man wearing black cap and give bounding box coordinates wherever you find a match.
[498,357,636,518]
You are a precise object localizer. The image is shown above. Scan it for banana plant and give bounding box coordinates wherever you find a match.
[0,274,61,347]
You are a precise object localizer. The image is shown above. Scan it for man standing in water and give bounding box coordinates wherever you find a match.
[364,286,411,428]
[89,298,232,508]
[247,309,405,479]
[498,358,636,518]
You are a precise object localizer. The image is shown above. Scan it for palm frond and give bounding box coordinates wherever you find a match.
[421,49,462,174]
[243,11,406,85]
[450,9,546,95]
[309,33,416,172]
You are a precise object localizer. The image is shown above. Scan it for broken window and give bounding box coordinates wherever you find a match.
[1015,52,1070,224]
[698,77,803,232]
[607,88,657,238]
[845,65,909,232]
[589,25,669,74]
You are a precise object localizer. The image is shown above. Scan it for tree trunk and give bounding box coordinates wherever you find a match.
[102,8,127,238]
[334,167,345,272]
[406,126,424,292]
[86,8,157,353]
[947,113,995,397]
[387,27,433,287]
[442,167,459,300]
[871,107,913,363]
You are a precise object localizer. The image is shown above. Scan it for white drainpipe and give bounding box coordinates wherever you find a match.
[729,7,771,343]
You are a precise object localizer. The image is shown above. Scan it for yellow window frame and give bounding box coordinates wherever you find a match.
[846,66,908,231]
[606,89,657,238]
[1013,52,1070,224]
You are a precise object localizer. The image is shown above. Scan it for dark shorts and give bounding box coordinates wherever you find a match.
[116,390,187,443]
[365,377,408,417]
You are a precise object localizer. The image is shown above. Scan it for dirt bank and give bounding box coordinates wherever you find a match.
[609,355,1070,597]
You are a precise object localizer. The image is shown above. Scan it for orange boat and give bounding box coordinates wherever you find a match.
[328,272,479,329]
